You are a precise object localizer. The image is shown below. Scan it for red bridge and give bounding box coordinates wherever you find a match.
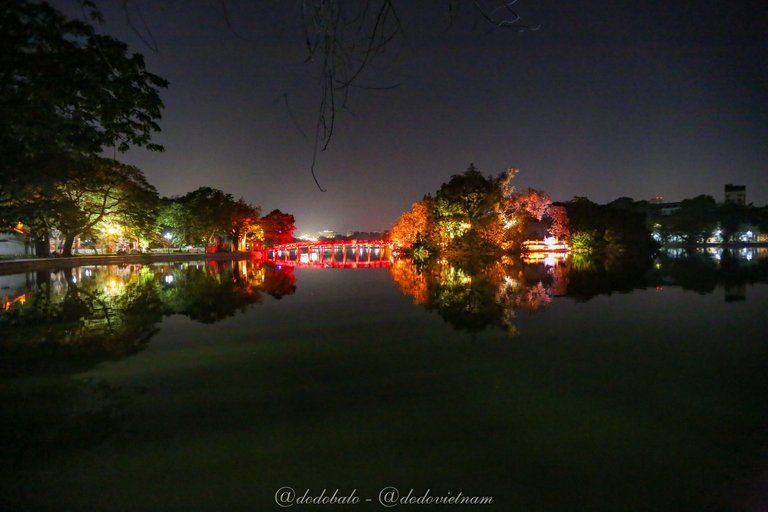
[265,240,399,268]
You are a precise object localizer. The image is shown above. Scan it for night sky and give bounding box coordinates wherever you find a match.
[51,1,768,234]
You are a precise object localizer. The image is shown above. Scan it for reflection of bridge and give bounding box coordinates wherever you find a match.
[265,240,397,268]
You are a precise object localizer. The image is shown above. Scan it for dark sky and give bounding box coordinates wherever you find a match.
[51,1,768,234]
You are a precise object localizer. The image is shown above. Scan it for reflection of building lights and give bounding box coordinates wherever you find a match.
[522,251,569,266]
[164,275,174,284]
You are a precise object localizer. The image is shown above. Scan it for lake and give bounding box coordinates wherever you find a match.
[1,249,767,511]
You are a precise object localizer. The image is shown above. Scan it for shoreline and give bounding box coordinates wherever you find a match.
[0,252,259,276]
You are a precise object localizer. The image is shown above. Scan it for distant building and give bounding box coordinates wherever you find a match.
[724,184,746,205]
[345,231,385,240]
[657,202,681,216]
[318,230,338,240]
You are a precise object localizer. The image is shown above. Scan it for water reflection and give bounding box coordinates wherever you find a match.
[2,253,768,510]
[389,249,768,334]
[389,257,562,335]
[651,248,768,297]
[0,260,296,377]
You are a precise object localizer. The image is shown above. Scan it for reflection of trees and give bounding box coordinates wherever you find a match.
[565,251,768,300]
[389,251,768,333]
[390,257,566,334]
[565,254,653,301]
[160,262,264,323]
[262,265,297,299]
[0,261,296,376]
[648,251,768,294]
[0,266,161,378]
[389,260,428,305]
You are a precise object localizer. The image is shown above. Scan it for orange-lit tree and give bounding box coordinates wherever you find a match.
[390,200,429,245]
[390,164,571,257]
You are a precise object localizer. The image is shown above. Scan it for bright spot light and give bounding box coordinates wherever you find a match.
[104,279,122,293]
[164,275,174,284]
[164,232,173,240]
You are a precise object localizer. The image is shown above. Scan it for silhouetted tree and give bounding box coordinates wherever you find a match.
[0,0,167,254]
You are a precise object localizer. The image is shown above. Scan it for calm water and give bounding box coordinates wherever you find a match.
[1,251,767,511]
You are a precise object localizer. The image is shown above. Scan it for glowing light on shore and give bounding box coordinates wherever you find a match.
[2,294,26,311]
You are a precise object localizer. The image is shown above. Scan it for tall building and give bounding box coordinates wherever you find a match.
[724,184,746,205]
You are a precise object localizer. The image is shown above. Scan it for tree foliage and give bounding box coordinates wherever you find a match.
[55,158,158,255]
[562,197,653,254]
[260,209,297,246]
[390,164,575,256]
[390,200,429,245]
[158,187,263,250]
[0,0,167,255]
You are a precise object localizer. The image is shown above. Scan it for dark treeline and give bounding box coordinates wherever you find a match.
[608,195,768,245]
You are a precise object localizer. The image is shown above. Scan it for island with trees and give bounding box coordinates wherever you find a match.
[389,164,656,260]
